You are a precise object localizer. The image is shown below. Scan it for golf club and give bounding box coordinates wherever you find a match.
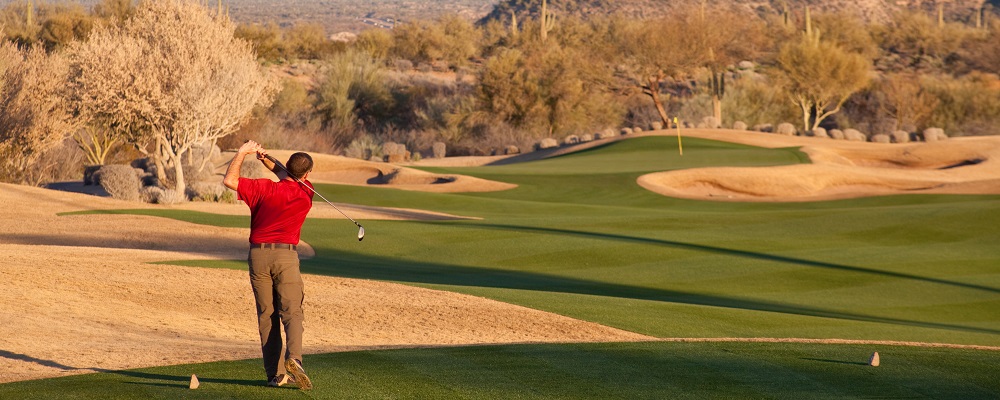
[262,153,365,241]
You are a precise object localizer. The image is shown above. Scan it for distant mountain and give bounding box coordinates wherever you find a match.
[481,0,996,25]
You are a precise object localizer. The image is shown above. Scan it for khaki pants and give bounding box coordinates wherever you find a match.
[248,246,304,379]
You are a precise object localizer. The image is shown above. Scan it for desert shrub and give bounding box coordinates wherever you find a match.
[504,145,520,155]
[344,134,383,160]
[722,78,798,128]
[218,188,237,204]
[844,129,867,141]
[432,142,446,158]
[393,59,414,71]
[188,181,228,202]
[776,123,796,136]
[158,188,187,204]
[315,49,393,132]
[811,127,829,138]
[391,14,479,68]
[872,11,975,73]
[0,43,77,184]
[891,130,910,143]
[284,23,341,60]
[830,129,845,139]
[564,135,580,145]
[234,22,282,61]
[580,134,593,142]
[620,128,633,135]
[20,138,86,186]
[354,28,392,60]
[733,121,748,131]
[650,121,663,130]
[703,116,721,129]
[923,73,1000,136]
[633,127,643,133]
[752,123,773,133]
[99,164,140,201]
[139,186,164,203]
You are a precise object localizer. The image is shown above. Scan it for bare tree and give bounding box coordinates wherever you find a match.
[0,39,77,183]
[67,0,275,193]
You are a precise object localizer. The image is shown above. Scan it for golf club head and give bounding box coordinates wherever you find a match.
[358,225,365,241]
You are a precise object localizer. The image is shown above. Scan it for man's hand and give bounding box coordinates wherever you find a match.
[225,140,263,190]
[240,140,263,156]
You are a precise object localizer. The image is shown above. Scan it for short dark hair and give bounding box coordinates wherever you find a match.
[286,152,313,179]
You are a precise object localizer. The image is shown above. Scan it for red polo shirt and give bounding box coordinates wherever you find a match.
[237,177,314,245]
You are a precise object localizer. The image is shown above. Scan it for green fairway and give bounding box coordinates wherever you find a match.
[40,136,1000,397]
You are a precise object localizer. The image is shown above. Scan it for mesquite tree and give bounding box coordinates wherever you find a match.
[775,24,870,131]
[67,0,274,193]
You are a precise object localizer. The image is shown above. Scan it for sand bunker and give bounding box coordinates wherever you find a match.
[266,150,516,193]
[636,130,1000,201]
[0,184,651,383]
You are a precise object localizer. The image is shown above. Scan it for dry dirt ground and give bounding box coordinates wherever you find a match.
[4,131,999,384]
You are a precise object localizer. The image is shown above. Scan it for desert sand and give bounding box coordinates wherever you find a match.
[0,184,652,383]
[4,130,998,384]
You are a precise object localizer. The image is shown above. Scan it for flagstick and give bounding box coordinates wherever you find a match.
[674,117,683,156]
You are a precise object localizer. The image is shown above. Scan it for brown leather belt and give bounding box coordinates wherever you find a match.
[253,243,297,251]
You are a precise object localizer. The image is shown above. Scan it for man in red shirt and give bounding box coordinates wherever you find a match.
[223,140,314,390]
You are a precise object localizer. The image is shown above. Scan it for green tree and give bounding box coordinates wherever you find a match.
[355,28,393,60]
[678,5,767,124]
[1,1,41,47]
[315,49,392,135]
[93,0,136,24]
[775,26,871,131]
[37,3,94,51]
[391,14,479,68]
[611,15,703,128]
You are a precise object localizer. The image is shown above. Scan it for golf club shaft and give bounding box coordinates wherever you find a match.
[263,154,362,227]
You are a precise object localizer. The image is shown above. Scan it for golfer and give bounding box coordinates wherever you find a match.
[223,140,314,390]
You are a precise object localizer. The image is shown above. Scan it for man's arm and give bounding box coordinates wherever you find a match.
[256,150,288,180]
[223,140,262,190]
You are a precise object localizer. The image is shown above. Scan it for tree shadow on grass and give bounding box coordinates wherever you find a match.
[0,350,260,388]
[304,225,999,336]
[467,224,1000,296]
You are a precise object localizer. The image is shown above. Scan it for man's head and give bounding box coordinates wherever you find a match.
[286,152,313,179]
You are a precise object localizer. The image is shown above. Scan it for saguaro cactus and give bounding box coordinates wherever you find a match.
[708,67,726,123]
[511,11,518,37]
[540,0,556,42]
